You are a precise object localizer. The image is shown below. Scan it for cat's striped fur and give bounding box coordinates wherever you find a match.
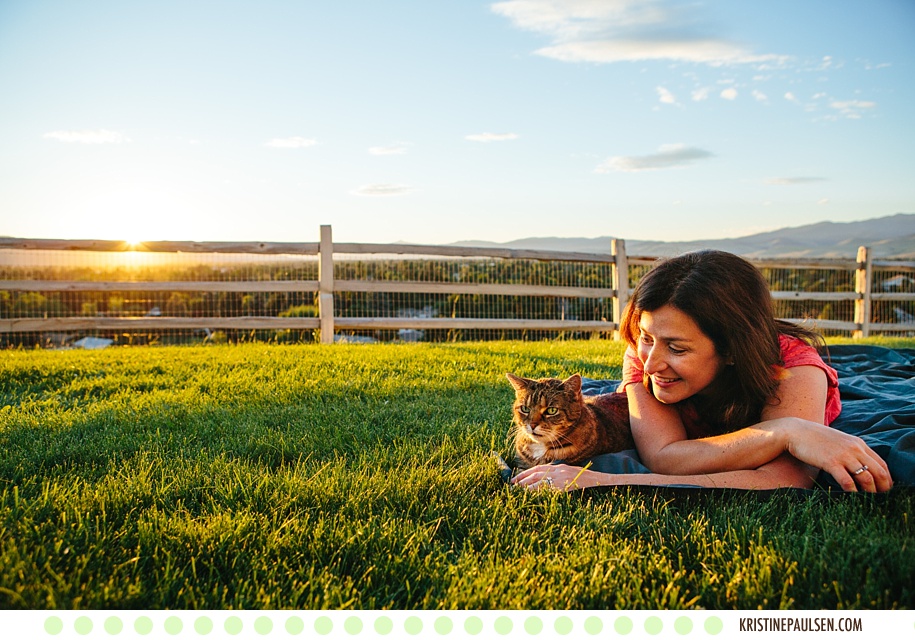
[507,373,634,469]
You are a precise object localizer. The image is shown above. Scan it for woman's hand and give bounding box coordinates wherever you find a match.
[511,464,606,491]
[784,419,893,492]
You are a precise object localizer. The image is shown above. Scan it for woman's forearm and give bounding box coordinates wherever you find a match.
[567,455,817,491]
[643,417,805,475]
[635,417,892,493]
[511,457,816,491]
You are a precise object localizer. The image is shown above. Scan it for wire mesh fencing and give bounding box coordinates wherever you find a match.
[330,253,616,343]
[1,235,913,348]
[758,261,858,335]
[0,246,321,347]
[872,263,915,336]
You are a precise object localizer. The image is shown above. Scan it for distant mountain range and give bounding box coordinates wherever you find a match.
[453,213,915,259]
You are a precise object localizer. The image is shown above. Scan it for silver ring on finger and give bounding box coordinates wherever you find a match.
[545,476,553,487]
[853,465,869,475]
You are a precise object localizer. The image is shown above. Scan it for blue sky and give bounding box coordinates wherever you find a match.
[1,0,913,245]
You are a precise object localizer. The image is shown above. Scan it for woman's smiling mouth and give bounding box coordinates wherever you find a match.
[652,375,681,387]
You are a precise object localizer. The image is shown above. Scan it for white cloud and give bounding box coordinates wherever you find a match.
[829,99,877,119]
[720,87,738,100]
[691,87,710,101]
[784,92,799,103]
[43,129,130,144]
[265,137,317,148]
[465,132,520,142]
[369,143,409,156]
[595,143,714,173]
[656,86,677,105]
[765,177,828,186]
[491,0,786,65]
[352,184,413,197]
[752,89,768,102]
[533,39,769,64]
[818,198,830,206]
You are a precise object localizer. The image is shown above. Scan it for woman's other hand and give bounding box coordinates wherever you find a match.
[785,419,893,492]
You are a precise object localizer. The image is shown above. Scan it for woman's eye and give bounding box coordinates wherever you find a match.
[545,407,558,415]
[639,334,653,345]
[669,345,686,355]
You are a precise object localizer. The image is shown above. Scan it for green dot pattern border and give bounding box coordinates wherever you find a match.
[36,613,727,637]
[27,611,912,637]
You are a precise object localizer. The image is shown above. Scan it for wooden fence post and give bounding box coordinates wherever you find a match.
[318,225,335,344]
[612,239,629,340]
[854,245,872,339]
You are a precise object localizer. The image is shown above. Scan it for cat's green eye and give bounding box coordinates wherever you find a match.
[519,405,530,414]
[545,407,558,415]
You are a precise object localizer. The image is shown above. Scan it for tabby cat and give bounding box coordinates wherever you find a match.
[506,372,634,469]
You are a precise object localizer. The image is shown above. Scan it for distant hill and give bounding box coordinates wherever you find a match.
[453,213,915,259]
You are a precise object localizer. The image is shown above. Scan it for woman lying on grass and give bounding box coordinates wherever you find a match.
[513,250,893,494]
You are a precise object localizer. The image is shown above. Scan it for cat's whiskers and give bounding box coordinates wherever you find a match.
[544,430,575,451]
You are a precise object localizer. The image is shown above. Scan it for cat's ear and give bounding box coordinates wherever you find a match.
[506,373,531,391]
[563,373,583,395]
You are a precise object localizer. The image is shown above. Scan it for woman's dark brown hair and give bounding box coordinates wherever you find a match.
[619,250,825,432]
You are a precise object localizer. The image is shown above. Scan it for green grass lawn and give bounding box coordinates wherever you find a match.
[1,338,913,610]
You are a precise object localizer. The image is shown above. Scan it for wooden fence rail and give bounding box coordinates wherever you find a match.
[1,225,914,343]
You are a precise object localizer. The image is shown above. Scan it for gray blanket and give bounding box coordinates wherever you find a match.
[579,345,915,488]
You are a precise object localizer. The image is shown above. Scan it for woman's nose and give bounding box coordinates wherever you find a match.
[643,346,666,374]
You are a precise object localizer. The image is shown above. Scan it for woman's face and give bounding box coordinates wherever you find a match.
[636,304,727,404]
